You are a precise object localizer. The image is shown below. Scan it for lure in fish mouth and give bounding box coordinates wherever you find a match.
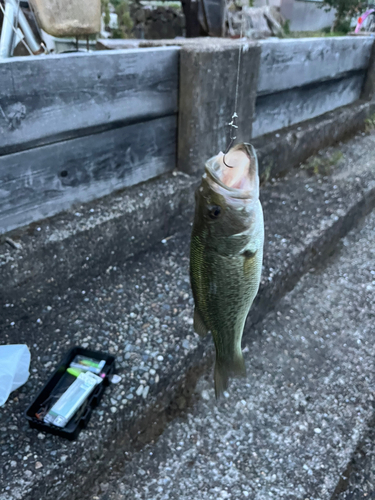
[189,143,264,398]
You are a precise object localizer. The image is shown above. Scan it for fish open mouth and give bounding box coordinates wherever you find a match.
[205,143,258,198]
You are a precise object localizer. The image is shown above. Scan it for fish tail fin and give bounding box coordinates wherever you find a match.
[214,350,246,400]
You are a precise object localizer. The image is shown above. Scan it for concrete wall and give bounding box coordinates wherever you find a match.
[254,0,336,32]
[285,0,336,31]
[253,0,281,8]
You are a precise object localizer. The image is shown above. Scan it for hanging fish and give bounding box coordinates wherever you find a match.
[190,143,264,398]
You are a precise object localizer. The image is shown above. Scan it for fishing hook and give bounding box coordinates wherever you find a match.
[223,112,238,168]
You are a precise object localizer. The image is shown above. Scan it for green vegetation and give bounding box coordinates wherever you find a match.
[101,0,111,26]
[114,0,133,38]
[302,150,343,176]
[283,19,291,35]
[319,0,366,33]
[260,163,274,185]
[365,113,375,132]
[101,0,134,38]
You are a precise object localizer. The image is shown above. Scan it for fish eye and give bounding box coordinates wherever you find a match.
[208,205,222,219]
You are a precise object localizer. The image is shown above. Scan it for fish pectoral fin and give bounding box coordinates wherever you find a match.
[194,308,209,338]
[242,249,257,259]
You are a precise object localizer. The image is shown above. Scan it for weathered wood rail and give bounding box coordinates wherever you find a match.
[252,37,374,137]
[0,36,374,233]
[0,47,179,233]
[0,48,179,155]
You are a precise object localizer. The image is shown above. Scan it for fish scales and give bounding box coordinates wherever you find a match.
[190,143,264,398]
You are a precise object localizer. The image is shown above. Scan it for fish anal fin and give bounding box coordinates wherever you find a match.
[194,308,209,338]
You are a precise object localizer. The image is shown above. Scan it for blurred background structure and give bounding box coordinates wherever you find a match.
[3,0,371,55]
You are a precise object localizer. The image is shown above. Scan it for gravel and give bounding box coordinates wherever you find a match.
[336,425,375,499]
[1,131,375,500]
[99,209,375,500]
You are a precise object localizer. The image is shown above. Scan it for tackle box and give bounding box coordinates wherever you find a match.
[25,346,115,441]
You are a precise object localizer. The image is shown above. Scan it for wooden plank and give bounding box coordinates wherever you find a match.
[178,42,261,174]
[258,37,373,95]
[96,39,143,50]
[0,115,176,234]
[0,46,179,155]
[252,72,365,138]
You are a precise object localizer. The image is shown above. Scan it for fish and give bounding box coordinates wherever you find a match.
[189,143,264,398]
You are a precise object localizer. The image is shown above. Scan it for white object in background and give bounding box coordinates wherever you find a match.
[0,345,31,407]
[40,29,56,53]
[28,0,101,37]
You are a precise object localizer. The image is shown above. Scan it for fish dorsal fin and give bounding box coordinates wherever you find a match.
[194,308,209,338]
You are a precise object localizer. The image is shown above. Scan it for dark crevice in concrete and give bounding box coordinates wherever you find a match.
[332,415,375,500]
[254,99,375,182]
[256,68,366,99]
[0,112,179,158]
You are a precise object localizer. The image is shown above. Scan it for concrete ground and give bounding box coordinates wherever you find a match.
[96,210,375,500]
[337,424,375,499]
[1,131,375,500]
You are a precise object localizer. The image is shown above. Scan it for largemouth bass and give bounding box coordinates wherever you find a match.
[190,143,264,398]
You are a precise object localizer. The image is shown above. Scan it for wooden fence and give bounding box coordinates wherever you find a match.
[253,37,374,137]
[0,47,179,233]
[0,36,374,234]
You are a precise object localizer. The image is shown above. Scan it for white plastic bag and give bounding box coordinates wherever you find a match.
[0,345,31,407]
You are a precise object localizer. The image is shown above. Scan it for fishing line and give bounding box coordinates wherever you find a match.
[223,10,244,169]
